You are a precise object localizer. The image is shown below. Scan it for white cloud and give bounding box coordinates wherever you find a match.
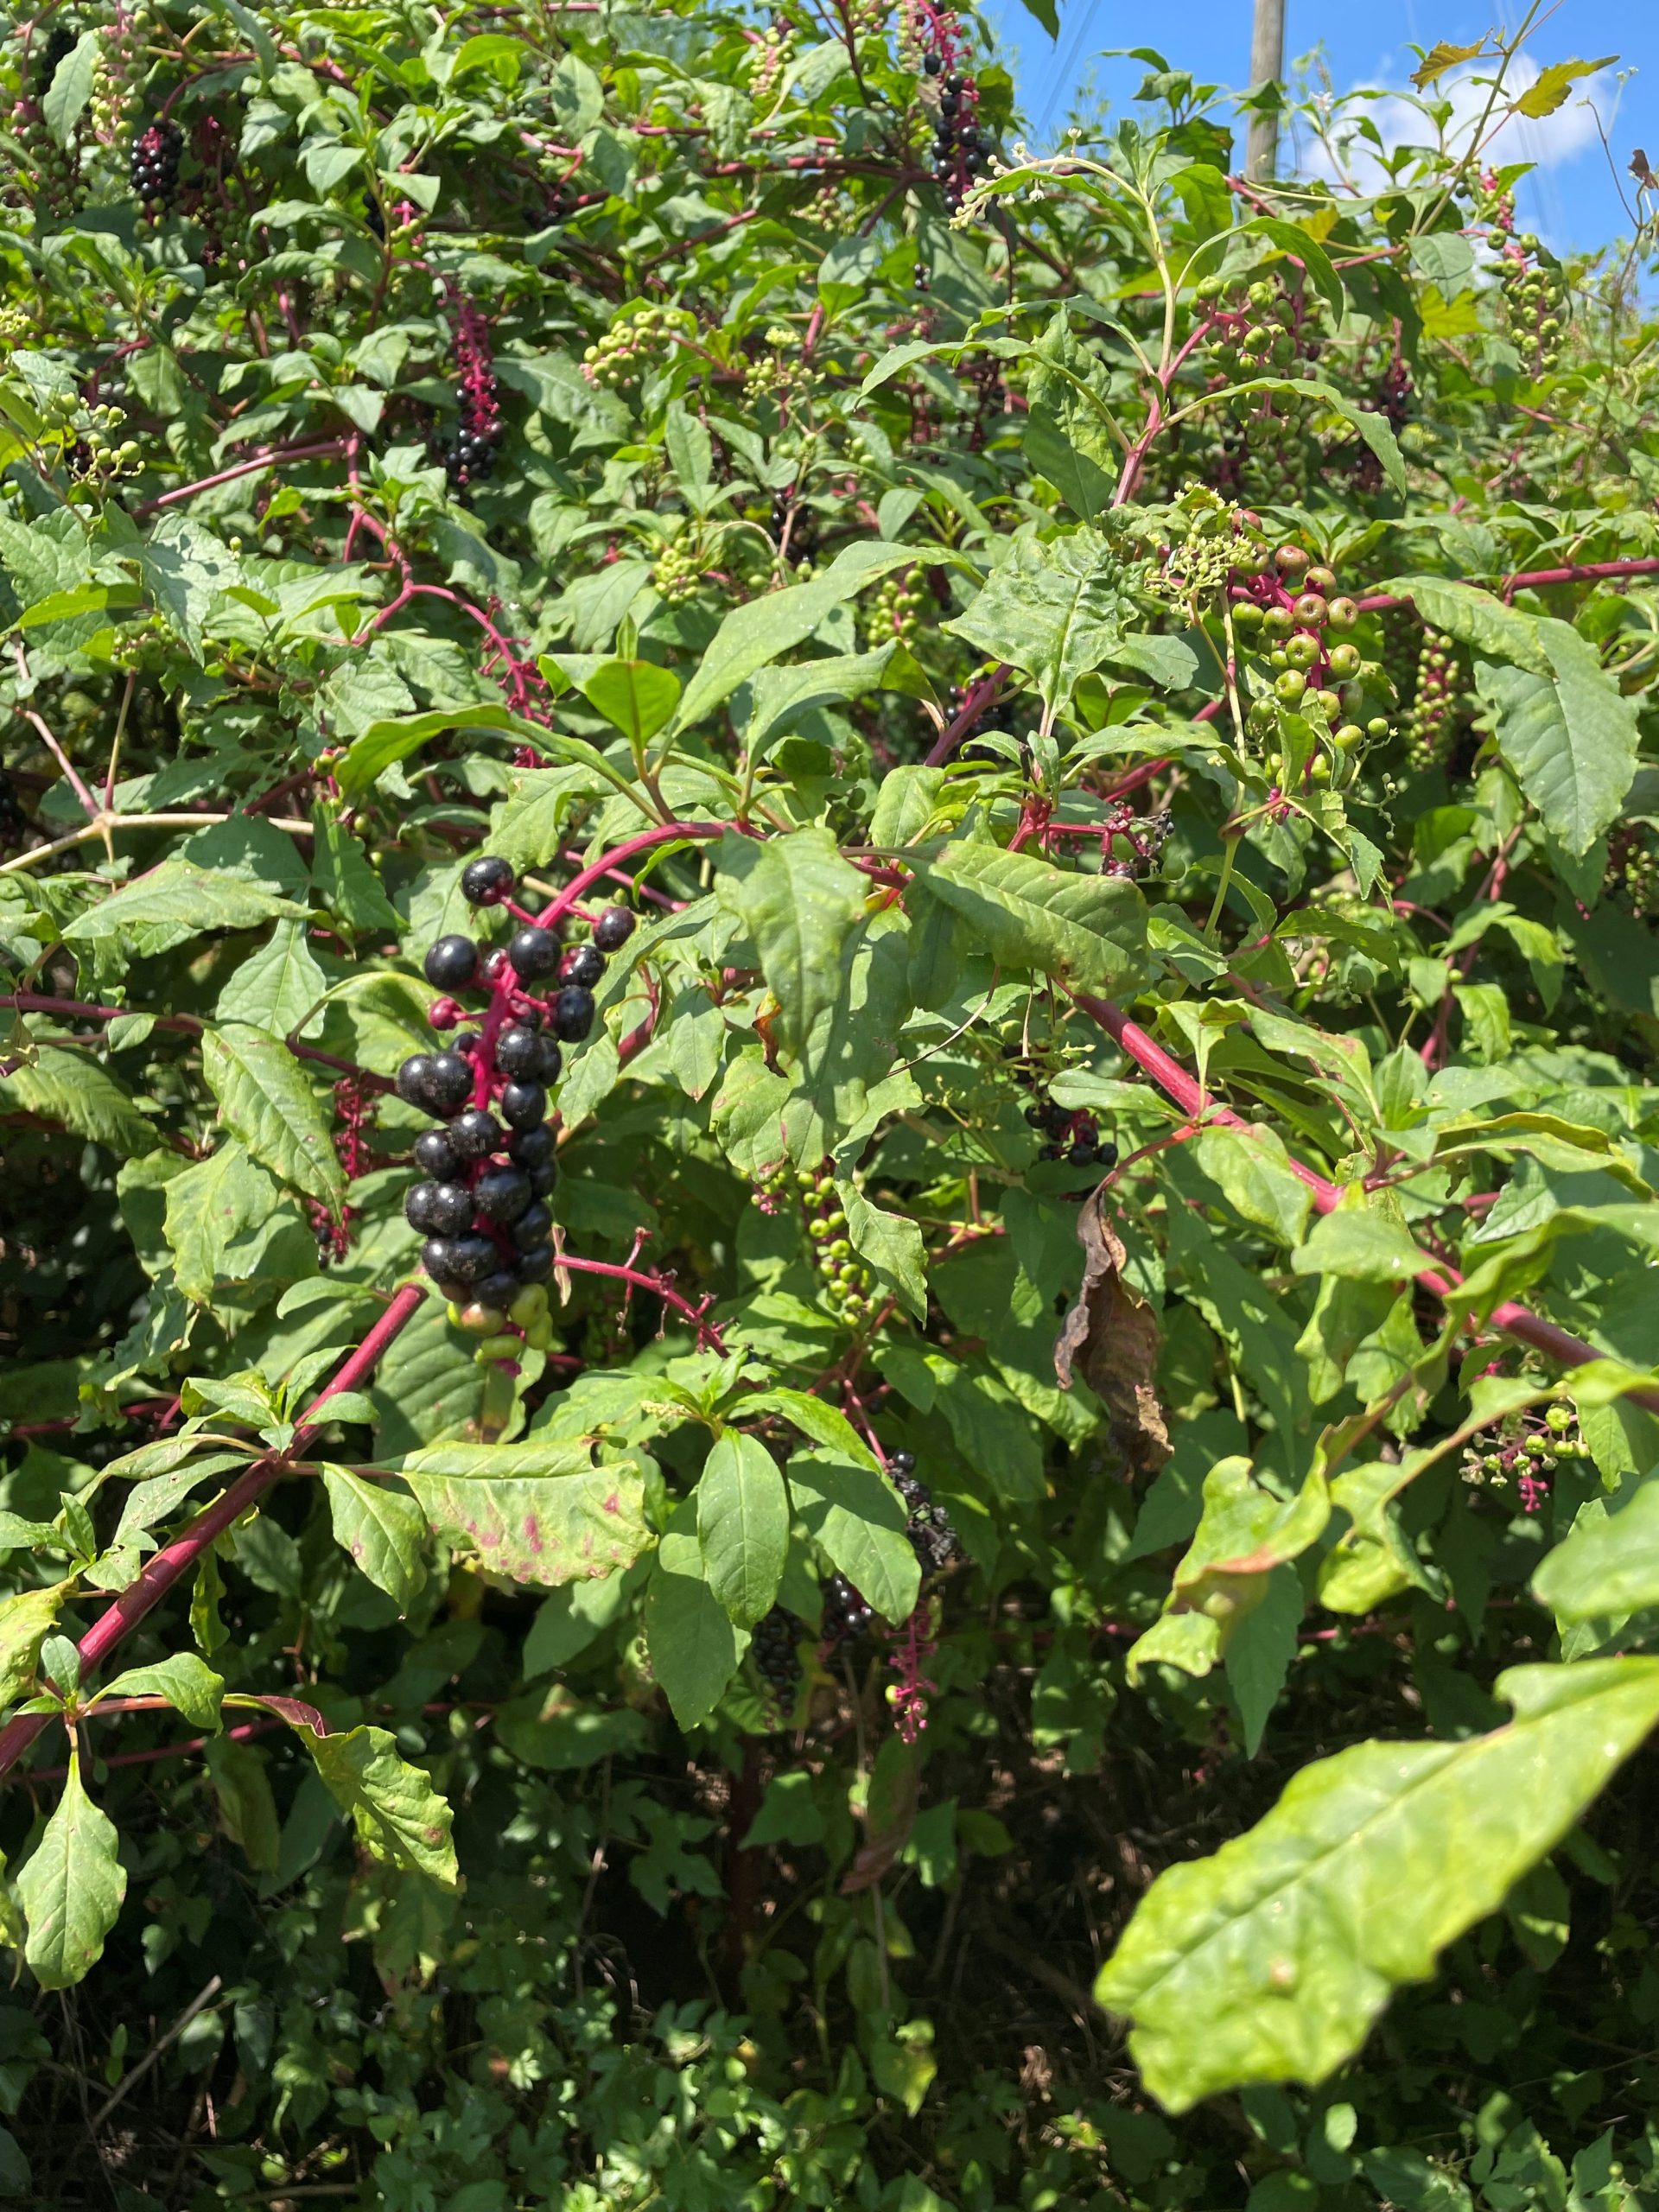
[1294,56,1612,195]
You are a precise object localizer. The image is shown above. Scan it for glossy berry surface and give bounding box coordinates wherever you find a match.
[413,1129,461,1180]
[460,855,514,906]
[449,1109,503,1159]
[499,1080,548,1130]
[563,944,606,989]
[553,986,595,1042]
[494,1025,544,1079]
[395,1054,439,1109]
[508,926,561,982]
[425,1052,475,1111]
[508,1125,555,1170]
[515,1244,556,1284]
[511,1202,554,1251]
[423,934,479,990]
[592,906,635,951]
[473,1166,533,1223]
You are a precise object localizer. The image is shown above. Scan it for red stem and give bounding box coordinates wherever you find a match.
[1073,996,1659,1415]
[557,1255,724,1350]
[537,823,723,930]
[134,439,349,518]
[0,1284,428,1781]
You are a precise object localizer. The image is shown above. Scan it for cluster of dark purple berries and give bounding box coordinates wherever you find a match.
[818,1572,874,1657]
[888,1449,961,1574]
[772,486,817,567]
[397,854,633,1348]
[129,120,182,209]
[753,1605,806,1712]
[929,67,989,215]
[445,293,505,490]
[36,24,74,92]
[1005,1052,1118,1173]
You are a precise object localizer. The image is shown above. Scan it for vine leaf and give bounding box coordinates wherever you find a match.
[715,826,868,1059]
[294,1722,459,1889]
[916,842,1147,995]
[19,1753,128,1990]
[1096,1659,1659,2111]
[0,1045,159,1156]
[322,1467,429,1611]
[1054,1196,1170,1476]
[0,1583,74,1707]
[200,1023,346,1211]
[1533,1477,1659,1624]
[63,862,305,962]
[696,1432,789,1627]
[644,1504,747,1728]
[1475,620,1642,856]
[98,1653,226,1733]
[399,1452,650,1586]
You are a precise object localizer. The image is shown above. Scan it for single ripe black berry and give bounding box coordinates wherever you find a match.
[592,906,635,952]
[425,1052,475,1112]
[517,1244,556,1284]
[495,1025,545,1079]
[509,926,561,982]
[500,1080,548,1131]
[563,944,606,990]
[474,1166,533,1223]
[512,1202,554,1251]
[423,934,479,990]
[889,1449,916,1475]
[475,1268,520,1312]
[413,1129,461,1180]
[1023,1103,1047,1128]
[1096,1139,1121,1173]
[405,1180,474,1236]
[508,1124,555,1170]
[396,1054,440,1109]
[537,1038,563,1086]
[421,1235,464,1284]
[924,50,943,74]
[526,1160,558,1198]
[461,855,515,906]
[553,986,595,1042]
[450,1108,503,1159]
[444,1233,499,1284]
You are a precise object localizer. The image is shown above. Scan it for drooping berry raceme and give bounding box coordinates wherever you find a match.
[397,861,637,1363]
[887,1448,962,1573]
[1004,1043,1119,1175]
[443,285,505,490]
[1461,1402,1585,1512]
[818,1572,874,1656]
[129,119,182,209]
[1403,626,1466,772]
[753,1605,806,1718]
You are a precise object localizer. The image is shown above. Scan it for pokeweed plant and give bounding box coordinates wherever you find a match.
[1,0,1658,2203]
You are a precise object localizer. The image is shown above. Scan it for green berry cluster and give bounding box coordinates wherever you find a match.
[582,305,696,390]
[748,18,796,104]
[1193,271,1325,501]
[1610,827,1658,916]
[652,541,702,604]
[1498,235,1567,377]
[1403,626,1465,772]
[89,4,145,149]
[1461,1402,1582,1508]
[862,564,927,646]
[1224,532,1392,790]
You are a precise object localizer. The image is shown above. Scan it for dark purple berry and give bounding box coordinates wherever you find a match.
[592,907,635,952]
[474,1166,532,1222]
[426,1052,475,1112]
[516,1245,556,1284]
[563,944,606,989]
[526,1160,557,1198]
[413,1130,461,1179]
[450,1108,503,1159]
[461,855,514,906]
[495,1025,544,1079]
[511,1202,554,1251]
[507,1124,555,1170]
[396,1054,440,1109]
[475,1269,519,1311]
[500,1080,548,1131]
[553,986,594,1042]
[423,934,478,990]
[508,927,561,982]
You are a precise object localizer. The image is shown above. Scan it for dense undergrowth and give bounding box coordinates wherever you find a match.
[2,2,1659,2206]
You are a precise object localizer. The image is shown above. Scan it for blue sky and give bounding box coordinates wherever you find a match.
[979,0,1654,253]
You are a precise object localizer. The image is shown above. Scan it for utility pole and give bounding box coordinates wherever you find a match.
[1247,0,1286,181]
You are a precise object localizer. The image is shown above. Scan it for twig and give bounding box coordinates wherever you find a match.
[91,1976,224,2130]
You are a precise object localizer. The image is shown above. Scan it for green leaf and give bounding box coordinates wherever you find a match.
[914,842,1147,995]
[1027,309,1122,522]
[41,29,99,147]
[64,864,306,963]
[201,1024,346,1211]
[19,1754,128,1990]
[1514,56,1614,118]
[838,1180,928,1323]
[0,1584,72,1706]
[1386,576,1548,672]
[162,1142,294,1306]
[945,527,1136,710]
[294,1721,459,1887]
[216,919,329,1033]
[311,810,402,934]
[1192,1125,1313,1246]
[696,1431,789,1627]
[715,826,868,1058]
[787,1448,919,1624]
[1475,620,1642,856]
[1533,1478,1659,1624]
[401,1457,650,1586]
[0,1045,157,1155]
[745,1388,878,1464]
[322,1467,428,1611]
[644,1505,747,1728]
[1290,1203,1432,1282]
[1096,1659,1659,2110]
[575,658,682,747]
[98,1653,225,1732]
[674,541,938,731]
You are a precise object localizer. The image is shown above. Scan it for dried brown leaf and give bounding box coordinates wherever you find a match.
[1054,1191,1172,1478]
